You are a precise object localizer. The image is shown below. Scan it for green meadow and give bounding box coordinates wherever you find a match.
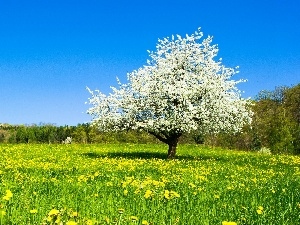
[0,144,299,224]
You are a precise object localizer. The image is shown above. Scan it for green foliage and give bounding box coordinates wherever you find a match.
[206,84,300,154]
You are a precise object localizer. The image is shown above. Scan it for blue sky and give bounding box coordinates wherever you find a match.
[0,0,299,125]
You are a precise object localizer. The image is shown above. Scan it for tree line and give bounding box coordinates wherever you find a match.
[208,83,300,154]
[0,83,299,154]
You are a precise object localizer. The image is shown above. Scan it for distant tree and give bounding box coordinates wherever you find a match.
[253,85,299,153]
[284,84,300,153]
[284,84,300,124]
[256,86,289,103]
[87,28,252,158]
[72,124,88,143]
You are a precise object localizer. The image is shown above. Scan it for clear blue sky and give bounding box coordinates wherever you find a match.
[0,0,299,125]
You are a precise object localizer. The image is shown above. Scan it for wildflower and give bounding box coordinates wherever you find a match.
[30,209,38,214]
[142,220,149,225]
[124,189,128,196]
[3,190,13,201]
[66,221,77,225]
[222,221,237,225]
[170,191,180,198]
[257,206,263,214]
[72,211,78,217]
[130,216,138,222]
[189,183,196,188]
[214,194,220,199]
[164,190,170,199]
[48,209,59,216]
[86,219,93,225]
[164,190,180,199]
[144,190,152,199]
[0,210,5,216]
[118,208,125,214]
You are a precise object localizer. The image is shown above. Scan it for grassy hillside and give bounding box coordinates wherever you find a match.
[0,144,299,224]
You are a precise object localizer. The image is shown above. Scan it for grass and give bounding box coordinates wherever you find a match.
[0,143,299,224]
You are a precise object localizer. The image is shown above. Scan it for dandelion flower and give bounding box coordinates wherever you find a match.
[170,191,180,198]
[256,206,263,215]
[257,209,263,214]
[48,209,59,216]
[118,208,125,214]
[30,209,38,214]
[164,190,170,199]
[222,221,237,225]
[86,219,93,225]
[5,190,13,198]
[130,216,138,222]
[144,190,152,199]
[66,221,77,225]
[3,190,13,201]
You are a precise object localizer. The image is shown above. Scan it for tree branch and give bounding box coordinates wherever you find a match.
[148,131,168,144]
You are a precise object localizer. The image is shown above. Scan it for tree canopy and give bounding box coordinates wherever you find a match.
[87,28,252,158]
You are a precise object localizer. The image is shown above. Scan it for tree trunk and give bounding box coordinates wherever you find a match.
[148,131,181,159]
[168,141,177,159]
[167,134,181,159]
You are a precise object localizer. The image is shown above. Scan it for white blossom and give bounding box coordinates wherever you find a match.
[87,28,252,157]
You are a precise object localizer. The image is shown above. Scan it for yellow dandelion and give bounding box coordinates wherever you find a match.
[30,209,38,214]
[130,216,138,222]
[48,209,59,216]
[86,219,93,225]
[257,209,263,214]
[3,190,13,201]
[142,220,149,225]
[170,190,180,198]
[164,190,170,199]
[72,211,78,217]
[118,208,125,214]
[124,189,128,196]
[222,221,237,225]
[5,190,13,198]
[144,190,152,199]
[256,206,264,215]
[66,220,77,225]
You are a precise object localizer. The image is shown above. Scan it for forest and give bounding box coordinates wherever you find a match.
[1,84,299,154]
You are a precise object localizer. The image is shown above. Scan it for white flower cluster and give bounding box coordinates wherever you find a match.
[87,28,252,136]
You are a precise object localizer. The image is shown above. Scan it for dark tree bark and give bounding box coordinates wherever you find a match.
[148,130,182,159]
[167,139,178,159]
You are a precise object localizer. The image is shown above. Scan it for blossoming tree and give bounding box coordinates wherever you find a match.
[87,28,252,158]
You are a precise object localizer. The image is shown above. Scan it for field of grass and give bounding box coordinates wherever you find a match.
[0,144,299,225]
